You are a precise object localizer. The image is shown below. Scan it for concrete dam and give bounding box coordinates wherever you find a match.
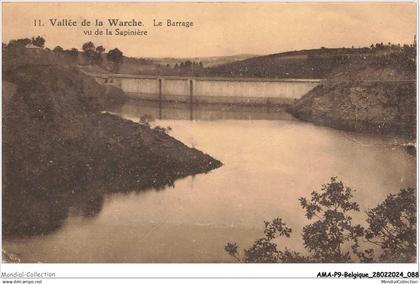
[92,73,321,105]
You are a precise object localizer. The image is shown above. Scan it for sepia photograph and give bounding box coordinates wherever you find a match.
[1,1,418,280]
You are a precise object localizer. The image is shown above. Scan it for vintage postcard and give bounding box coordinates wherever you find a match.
[1,1,418,281]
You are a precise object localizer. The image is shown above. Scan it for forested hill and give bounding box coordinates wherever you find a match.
[206,45,415,79]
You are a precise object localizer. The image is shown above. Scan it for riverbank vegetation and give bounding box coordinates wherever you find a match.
[225,177,416,263]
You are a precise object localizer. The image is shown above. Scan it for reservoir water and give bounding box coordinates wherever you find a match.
[4,99,416,263]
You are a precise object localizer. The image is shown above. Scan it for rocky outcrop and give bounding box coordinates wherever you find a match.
[288,80,416,138]
[288,52,416,139]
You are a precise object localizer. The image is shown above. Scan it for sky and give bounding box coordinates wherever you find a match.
[3,2,417,58]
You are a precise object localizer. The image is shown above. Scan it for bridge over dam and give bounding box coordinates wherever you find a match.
[90,73,322,105]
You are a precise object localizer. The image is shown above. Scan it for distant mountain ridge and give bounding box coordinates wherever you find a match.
[146,54,258,67]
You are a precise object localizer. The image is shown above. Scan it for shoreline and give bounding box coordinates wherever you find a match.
[3,62,222,240]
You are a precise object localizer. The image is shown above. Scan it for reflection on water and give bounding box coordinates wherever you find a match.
[4,99,416,263]
[2,175,172,241]
[108,99,296,121]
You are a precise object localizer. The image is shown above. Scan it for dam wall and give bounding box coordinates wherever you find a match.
[93,74,321,105]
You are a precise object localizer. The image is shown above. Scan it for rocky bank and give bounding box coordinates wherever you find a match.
[3,63,221,239]
[288,52,416,139]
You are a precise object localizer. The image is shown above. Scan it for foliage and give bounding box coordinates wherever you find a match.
[361,188,416,262]
[16,38,32,47]
[82,41,95,52]
[94,46,105,64]
[53,46,64,52]
[225,177,416,263]
[225,218,308,263]
[299,177,364,262]
[107,48,124,72]
[106,48,123,64]
[107,48,123,63]
[96,45,105,54]
[243,218,291,262]
[31,36,45,48]
[82,41,96,64]
[80,42,108,65]
[66,48,79,57]
[6,38,34,49]
[92,52,103,65]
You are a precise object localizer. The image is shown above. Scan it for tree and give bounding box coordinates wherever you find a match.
[17,38,32,46]
[225,218,307,263]
[225,177,416,263]
[7,38,31,48]
[53,46,64,52]
[82,41,95,52]
[96,45,105,54]
[299,177,364,262]
[66,48,79,57]
[107,48,123,72]
[31,36,45,48]
[7,40,17,48]
[93,45,105,65]
[95,45,106,64]
[225,178,365,263]
[82,41,96,64]
[92,52,103,65]
[362,188,416,262]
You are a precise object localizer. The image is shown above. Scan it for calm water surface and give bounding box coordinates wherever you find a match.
[4,100,416,262]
